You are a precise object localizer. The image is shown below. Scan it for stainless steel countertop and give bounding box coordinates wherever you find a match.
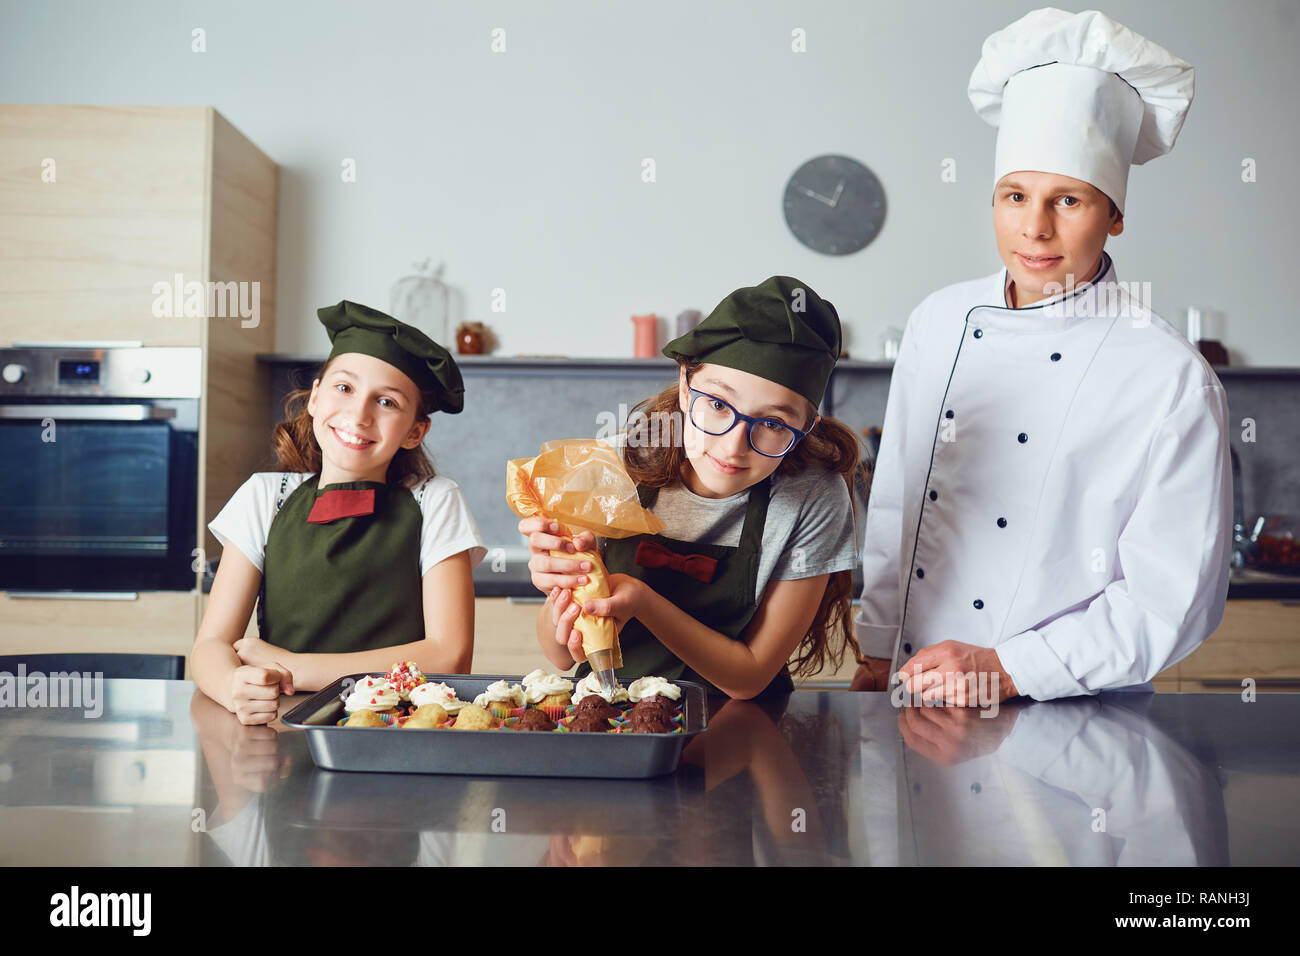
[0,680,1296,865]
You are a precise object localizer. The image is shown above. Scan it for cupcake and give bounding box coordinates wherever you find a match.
[343,676,401,716]
[571,672,629,707]
[511,708,558,732]
[403,704,447,729]
[472,680,527,719]
[409,681,468,716]
[451,703,497,730]
[410,702,448,725]
[627,676,681,705]
[628,697,678,725]
[384,660,427,701]
[624,709,675,734]
[521,670,575,720]
[571,694,621,722]
[344,709,388,728]
[566,710,614,733]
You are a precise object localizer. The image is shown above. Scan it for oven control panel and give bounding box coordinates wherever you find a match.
[0,348,201,399]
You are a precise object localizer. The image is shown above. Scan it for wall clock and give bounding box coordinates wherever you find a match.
[783,154,886,255]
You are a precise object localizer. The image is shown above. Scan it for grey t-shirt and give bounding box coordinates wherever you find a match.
[607,466,859,604]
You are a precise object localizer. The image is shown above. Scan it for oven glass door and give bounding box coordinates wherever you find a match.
[0,411,197,591]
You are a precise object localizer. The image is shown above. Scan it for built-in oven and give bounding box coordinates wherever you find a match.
[0,346,201,594]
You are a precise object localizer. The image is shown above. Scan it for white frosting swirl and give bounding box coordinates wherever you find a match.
[472,680,526,709]
[572,672,629,704]
[627,676,681,702]
[522,672,574,704]
[409,681,467,713]
[344,676,400,712]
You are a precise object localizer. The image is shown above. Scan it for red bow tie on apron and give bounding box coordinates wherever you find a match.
[307,488,376,524]
[633,539,718,583]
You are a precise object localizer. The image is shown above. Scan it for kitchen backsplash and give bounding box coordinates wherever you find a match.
[261,357,1300,552]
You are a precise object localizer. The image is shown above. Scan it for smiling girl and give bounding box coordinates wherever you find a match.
[192,301,485,724]
[521,276,866,698]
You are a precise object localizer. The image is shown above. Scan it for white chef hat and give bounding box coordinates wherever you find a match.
[968,7,1194,214]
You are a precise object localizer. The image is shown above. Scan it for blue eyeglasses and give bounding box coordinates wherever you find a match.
[687,388,810,457]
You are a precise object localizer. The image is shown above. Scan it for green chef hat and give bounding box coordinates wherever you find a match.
[662,276,842,407]
[318,300,465,414]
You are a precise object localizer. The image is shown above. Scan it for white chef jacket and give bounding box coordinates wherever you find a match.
[855,254,1232,700]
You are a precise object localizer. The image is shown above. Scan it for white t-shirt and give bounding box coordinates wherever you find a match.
[209,472,487,576]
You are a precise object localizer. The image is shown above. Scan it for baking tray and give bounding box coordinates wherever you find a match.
[280,673,709,778]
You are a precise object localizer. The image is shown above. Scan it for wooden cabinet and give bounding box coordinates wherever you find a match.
[0,105,208,346]
[1154,599,1300,692]
[0,105,277,654]
[472,597,550,675]
[0,591,199,675]
[0,103,277,558]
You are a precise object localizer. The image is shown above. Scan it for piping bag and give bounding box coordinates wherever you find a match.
[507,439,664,696]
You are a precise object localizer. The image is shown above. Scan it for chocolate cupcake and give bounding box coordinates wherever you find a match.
[629,695,677,719]
[512,708,557,732]
[625,710,675,734]
[566,711,614,733]
[572,695,622,722]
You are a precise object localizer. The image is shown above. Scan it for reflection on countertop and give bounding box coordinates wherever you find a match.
[1,679,1297,865]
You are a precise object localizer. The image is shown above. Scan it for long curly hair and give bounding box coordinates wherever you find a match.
[270,356,437,485]
[622,361,867,682]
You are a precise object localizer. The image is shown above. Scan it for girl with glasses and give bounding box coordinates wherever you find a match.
[520,276,867,698]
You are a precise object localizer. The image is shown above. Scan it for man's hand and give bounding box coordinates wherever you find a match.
[850,655,894,691]
[896,640,1020,706]
[898,700,1020,765]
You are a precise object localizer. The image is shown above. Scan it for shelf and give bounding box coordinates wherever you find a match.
[257,353,1299,376]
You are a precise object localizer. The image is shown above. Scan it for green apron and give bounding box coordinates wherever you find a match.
[577,476,794,697]
[258,475,424,653]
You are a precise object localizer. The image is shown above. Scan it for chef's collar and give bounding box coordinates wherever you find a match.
[979,252,1116,333]
[1003,252,1108,308]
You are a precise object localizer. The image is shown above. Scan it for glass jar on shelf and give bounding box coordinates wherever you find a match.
[390,259,452,348]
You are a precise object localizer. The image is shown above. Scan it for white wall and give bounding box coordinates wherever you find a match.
[3,0,1297,365]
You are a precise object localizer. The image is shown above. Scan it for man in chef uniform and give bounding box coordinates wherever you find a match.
[851,8,1233,704]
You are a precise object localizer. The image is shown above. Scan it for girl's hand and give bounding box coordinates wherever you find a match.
[579,573,644,632]
[849,655,894,692]
[520,517,597,593]
[545,576,644,663]
[548,587,588,664]
[229,664,294,726]
[233,635,285,669]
